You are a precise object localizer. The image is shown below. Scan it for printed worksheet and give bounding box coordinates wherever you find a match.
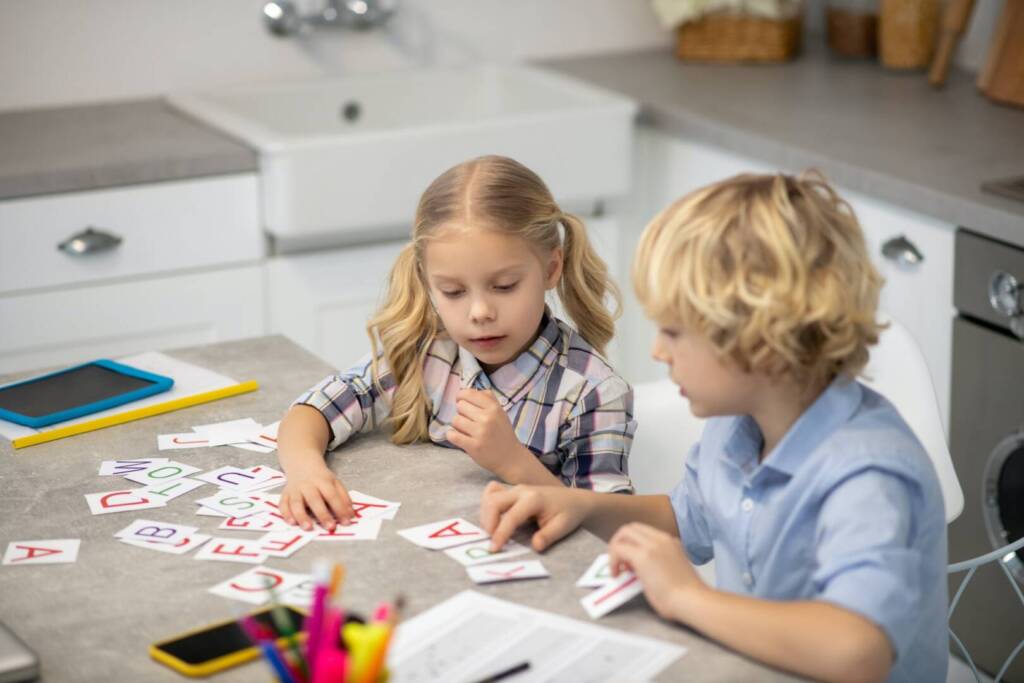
[387,591,685,683]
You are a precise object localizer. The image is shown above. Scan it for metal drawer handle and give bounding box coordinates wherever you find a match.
[57,227,122,256]
[881,235,924,267]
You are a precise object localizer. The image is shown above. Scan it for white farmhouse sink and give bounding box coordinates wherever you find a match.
[167,64,636,239]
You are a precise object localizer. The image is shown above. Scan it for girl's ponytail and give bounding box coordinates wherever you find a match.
[367,242,438,444]
[557,213,620,356]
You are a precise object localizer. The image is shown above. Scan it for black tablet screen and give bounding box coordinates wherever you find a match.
[0,364,157,418]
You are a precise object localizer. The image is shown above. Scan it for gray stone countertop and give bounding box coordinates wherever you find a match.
[544,48,1024,249]
[0,335,800,682]
[0,99,257,201]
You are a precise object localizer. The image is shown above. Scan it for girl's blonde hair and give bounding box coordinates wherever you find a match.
[633,171,884,388]
[368,155,620,444]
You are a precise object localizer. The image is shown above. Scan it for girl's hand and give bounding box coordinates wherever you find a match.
[479,481,588,552]
[448,389,528,478]
[279,462,355,532]
[607,522,707,622]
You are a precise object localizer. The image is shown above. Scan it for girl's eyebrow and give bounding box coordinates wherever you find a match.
[430,264,527,283]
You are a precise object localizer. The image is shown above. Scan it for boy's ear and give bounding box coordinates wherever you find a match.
[545,247,564,290]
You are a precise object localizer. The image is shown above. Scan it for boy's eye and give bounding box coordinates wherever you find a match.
[493,282,519,292]
[660,328,680,339]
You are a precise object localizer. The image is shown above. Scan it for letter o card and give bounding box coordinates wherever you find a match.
[466,560,549,584]
[3,539,80,566]
[209,566,308,605]
[397,518,488,550]
[122,461,201,486]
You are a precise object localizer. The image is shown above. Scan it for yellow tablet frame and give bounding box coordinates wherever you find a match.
[149,605,308,678]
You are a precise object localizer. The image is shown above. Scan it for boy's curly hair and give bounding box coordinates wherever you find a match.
[633,171,885,387]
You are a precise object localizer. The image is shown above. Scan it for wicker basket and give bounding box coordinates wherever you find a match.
[676,13,802,63]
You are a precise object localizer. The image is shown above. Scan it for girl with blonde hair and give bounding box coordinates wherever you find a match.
[277,155,636,531]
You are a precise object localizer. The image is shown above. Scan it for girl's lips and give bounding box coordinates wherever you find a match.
[470,336,506,350]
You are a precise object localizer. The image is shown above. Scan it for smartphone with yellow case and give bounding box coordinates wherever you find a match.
[149,605,307,677]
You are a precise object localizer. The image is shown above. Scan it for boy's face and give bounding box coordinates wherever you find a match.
[423,225,561,373]
[651,320,757,418]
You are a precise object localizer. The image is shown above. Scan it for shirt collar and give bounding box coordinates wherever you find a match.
[719,377,862,479]
[458,311,562,404]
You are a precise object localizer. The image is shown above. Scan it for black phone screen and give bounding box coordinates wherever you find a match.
[155,607,307,666]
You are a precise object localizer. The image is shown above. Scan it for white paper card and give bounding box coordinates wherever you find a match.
[158,433,212,450]
[139,477,205,503]
[120,533,210,555]
[313,518,383,541]
[2,539,80,565]
[218,514,290,532]
[98,458,169,476]
[122,461,201,486]
[576,553,614,588]
[348,490,400,521]
[193,537,268,564]
[257,531,314,558]
[115,519,199,545]
[466,560,550,584]
[248,421,280,450]
[85,489,165,515]
[194,492,264,518]
[280,577,317,608]
[192,418,261,446]
[397,518,487,550]
[444,539,530,567]
[580,570,644,619]
[208,565,309,605]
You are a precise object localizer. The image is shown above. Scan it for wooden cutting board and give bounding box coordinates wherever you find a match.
[978,0,1024,107]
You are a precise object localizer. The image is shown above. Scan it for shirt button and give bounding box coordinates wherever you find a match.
[742,572,754,587]
[741,498,754,513]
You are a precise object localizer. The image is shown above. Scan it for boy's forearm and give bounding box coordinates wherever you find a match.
[582,493,678,541]
[676,589,892,683]
[277,405,331,474]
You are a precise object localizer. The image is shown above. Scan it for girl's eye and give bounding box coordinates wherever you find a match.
[441,290,464,299]
[494,282,519,292]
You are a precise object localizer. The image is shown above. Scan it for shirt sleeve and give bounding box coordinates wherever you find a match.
[811,466,927,662]
[669,443,715,565]
[292,354,396,451]
[556,376,636,493]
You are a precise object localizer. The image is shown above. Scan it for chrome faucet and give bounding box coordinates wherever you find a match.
[262,0,396,37]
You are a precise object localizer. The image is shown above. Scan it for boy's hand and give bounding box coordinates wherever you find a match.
[448,389,528,478]
[479,481,587,552]
[279,462,355,532]
[607,522,706,622]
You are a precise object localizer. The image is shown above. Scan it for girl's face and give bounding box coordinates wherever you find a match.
[651,319,758,418]
[423,226,562,373]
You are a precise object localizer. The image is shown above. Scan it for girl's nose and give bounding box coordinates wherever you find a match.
[470,296,496,323]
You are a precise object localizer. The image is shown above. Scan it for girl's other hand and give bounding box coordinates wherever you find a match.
[449,389,526,477]
[279,463,355,532]
[607,522,705,622]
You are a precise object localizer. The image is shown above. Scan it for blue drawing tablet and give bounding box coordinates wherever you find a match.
[0,360,174,428]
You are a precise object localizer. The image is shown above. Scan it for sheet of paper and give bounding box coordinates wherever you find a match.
[387,590,685,683]
[193,537,268,564]
[313,517,383,541]
[114,519,199,545]
[2,539,81,566]
[122,461,201,486]
[444,539,530,567]
[397,518,488,550]
[208,565,309,605]
[139,477,205,503]
[0,351,241,441]
[580,570,644,620]
[466,560,549,584]
[576,553,613,588]
[98,458,169,476]
[85,489,166,515]
[120,533,210,555]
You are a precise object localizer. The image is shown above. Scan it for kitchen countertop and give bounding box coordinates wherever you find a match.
[0,335,801,682]
[545,48,1024,249]
[0,99,256,200]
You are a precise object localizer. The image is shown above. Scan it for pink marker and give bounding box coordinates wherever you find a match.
[304,560,332,677]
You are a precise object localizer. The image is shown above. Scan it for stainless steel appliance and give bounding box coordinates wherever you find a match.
[950,228,1024,682]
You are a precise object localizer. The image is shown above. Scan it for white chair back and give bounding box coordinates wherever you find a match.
[630,379,705,496]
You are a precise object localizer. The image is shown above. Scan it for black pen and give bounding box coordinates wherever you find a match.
[472,660,531,683]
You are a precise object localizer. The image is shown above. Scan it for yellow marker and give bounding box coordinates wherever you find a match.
[12,381,259,449]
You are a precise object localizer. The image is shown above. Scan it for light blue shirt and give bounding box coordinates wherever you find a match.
[670,378,948,682]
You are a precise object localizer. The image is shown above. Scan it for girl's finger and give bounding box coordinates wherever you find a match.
[304,490,336,531]
[322,481,354,525]
[290,494,314,531]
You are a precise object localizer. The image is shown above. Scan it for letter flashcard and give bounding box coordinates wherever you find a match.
[2,539,80,565]
[194,538,268,564]
[139,477,205,503]
[466,560,550,584]
[98,458,169,476]
[85,489,165,515]
[444,539,530,567]
[257,531,314,558]
[120,534,211,555]
[157,433,212,450]
[208,566,308,605]
[580,570,644,619]
[122,461,201,486]
[115,519,199,546]
[397,518,488,550]
[576,553,613,588]
[346,491,400,521]
[313,518,383,541]
[194,492,263,519]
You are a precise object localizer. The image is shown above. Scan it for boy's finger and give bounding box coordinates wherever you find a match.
[490,497,538,552]
[479,485,518,534]
[530,513,577,552]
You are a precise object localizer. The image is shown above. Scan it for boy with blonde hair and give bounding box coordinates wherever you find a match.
[480,172,948,683]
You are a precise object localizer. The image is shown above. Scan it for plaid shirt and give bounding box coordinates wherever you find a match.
[294,314,635,492]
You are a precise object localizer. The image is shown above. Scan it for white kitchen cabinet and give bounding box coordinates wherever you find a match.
[619,127,954,433]
[0,264,264,374]
[0,174,265,374]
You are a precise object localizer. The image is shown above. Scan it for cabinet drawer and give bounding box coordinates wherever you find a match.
[0,264,265,374]
[0,174,261,294]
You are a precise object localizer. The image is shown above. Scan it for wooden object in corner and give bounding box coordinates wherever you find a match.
[928,0,976,85]
[675,13,802,63]
[978,0,1024,107]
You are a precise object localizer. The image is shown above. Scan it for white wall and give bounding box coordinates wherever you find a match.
[0,0,999,114]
